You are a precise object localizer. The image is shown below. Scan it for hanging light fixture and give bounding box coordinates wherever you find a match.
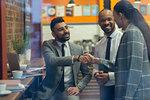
[67,0,75,7]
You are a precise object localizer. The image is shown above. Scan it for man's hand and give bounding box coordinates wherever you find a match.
[79,55,92,65]
[94,71,109,85]
[79,53,100,65]
[66,86,80,96]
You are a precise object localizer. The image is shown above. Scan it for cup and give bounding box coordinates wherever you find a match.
[12,70,23,79]
[0,83,6,93]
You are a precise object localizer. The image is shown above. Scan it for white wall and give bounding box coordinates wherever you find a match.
[42,23,104,43]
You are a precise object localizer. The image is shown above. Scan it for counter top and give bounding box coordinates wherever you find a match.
[0,58,45,100]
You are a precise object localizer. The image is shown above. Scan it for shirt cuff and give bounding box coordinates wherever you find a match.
[104,72,115,86]
[108,72,114,81]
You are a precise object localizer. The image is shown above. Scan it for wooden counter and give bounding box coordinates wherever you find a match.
[0,58,45,100]
[0,77,35,100]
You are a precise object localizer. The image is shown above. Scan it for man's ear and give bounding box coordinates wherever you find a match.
[118,12,123,18]
[52,31,55,38]
[119,12,126,20]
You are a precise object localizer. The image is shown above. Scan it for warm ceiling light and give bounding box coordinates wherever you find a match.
[67,0,75,7]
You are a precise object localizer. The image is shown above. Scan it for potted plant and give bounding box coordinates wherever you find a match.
[12,35,26,54]
[12,33,31,64]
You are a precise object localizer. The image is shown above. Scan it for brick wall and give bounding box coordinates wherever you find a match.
[5,0,25,52]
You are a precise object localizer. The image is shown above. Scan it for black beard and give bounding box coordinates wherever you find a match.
[104,24,115,34]
[59,32,70,42]
[59,38,69,42]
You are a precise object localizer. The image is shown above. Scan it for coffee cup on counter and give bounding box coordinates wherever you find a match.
[12,70,23,79]
[0,83,6,93]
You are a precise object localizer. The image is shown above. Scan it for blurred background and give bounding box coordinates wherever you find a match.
[0,0,150,83]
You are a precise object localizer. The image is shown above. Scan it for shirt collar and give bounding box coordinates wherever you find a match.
[56,41,69,47]
[105,29,118,39]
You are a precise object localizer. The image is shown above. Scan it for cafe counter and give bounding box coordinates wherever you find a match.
[0,58,45,100]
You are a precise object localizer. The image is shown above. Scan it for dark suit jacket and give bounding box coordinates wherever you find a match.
[36,39,92,99]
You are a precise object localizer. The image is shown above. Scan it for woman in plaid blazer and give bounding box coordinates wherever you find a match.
[82,1,150,100]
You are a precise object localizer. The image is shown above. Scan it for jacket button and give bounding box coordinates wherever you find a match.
[61,69,63,71]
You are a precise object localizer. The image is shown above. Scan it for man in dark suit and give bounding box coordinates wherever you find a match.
[34,17,92,100]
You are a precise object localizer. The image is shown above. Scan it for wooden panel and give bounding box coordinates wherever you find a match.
[0,0,7,79]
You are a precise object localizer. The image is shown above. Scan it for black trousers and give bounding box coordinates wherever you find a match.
[100,85,115,100]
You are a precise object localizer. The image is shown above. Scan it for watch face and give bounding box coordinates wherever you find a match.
[48,7,55,16]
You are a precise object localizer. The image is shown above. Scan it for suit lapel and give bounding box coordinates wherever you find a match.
[52,40,62,57]
[52,40,63,82]
[69,42,75,56]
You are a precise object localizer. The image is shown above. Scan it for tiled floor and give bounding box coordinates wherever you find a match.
[79,78,100,100]
[78,65,100,100]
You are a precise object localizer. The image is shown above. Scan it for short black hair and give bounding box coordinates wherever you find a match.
[99,9,111,14]
[50,17,65,32]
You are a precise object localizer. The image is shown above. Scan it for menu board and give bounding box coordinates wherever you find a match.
[41,4,100,17]
[92,5,99,16]
[42,5,47,17]
[66,6,73,16]
[48,5,55,17]
[56,5,65,17]
[74,5,82,16]
[83,5,91,16]
[41,3,99,24]
[148,4,150,15]
[133,4,138,10]
[140,4,147,15]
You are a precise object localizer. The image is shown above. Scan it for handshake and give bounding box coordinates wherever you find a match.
[74,53,110,85]
[74,53,100,65]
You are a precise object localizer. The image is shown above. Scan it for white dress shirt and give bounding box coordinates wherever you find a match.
[93,29,123,86]
[56,41,73,84]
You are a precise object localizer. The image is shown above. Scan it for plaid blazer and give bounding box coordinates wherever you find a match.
[99,24,150,100]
